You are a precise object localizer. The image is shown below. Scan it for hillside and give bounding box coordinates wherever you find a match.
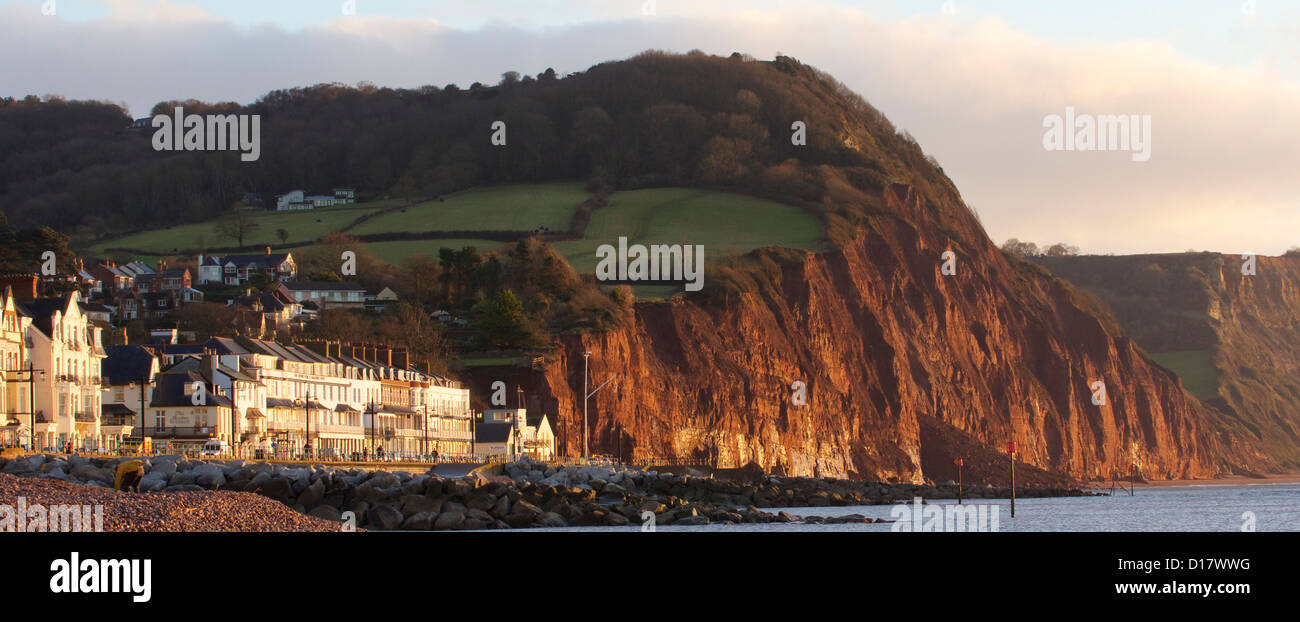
[3,51,1283,481]
[1035,253,1300,470]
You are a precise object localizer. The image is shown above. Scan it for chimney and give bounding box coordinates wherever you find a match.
[0,275,38,301]
[392,348,408,370]
[265,246,272,255]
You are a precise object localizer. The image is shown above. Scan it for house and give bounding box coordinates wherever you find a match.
[334,188,356,203]
[364,287,400,312]
[100,345,159,442]
[165,353,266,451]
[270,280,366,311]
[276,189,307,211]
[483,407,555,461]
[138,292,180,319]
[153,268,191,293]
[195,255,223,285]
[522,412,556,461]
[90,263,134,294]
[17,291,109,451]
[117,261,156,284]
[0,286,34,447]
[147,367,235,448]
[473,422,516,460]
[78,302,114,330]
[229,289,301,333]
[219,249,297,285]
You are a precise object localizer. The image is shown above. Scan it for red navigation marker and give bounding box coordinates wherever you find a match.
[1007,441,1017,454]
[954,458,964,467]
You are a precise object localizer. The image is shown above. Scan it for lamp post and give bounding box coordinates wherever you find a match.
[7,362,47,451]
[296,392,314,460]
[581,351,616,461]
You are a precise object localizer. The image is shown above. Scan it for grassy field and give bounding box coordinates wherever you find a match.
[87,202,389,257]
[351,182,587,235]
[551,187,826,274]
[1149,349,1221,401]
[84,184,827,300]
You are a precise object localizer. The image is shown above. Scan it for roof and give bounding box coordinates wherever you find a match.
[149,371,233,408]
[526,412,552,429]
[279,281,366,292]
[101,346,157,385]
[223,253,291,268]
[17,294,74,338]
[475,422,514,443]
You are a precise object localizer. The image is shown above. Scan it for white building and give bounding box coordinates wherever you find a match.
[276,189,306,211]
[1,287,34,447]
[18,291,110,451]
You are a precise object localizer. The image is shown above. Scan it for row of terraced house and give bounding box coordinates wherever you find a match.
[100,335,479,460]
[2,285,555,461]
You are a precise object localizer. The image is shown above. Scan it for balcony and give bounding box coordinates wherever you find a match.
[74,412,97,423]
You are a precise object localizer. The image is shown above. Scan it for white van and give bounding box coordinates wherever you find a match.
[201,439,228,457]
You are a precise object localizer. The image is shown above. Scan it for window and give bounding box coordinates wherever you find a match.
[156,411,166,430]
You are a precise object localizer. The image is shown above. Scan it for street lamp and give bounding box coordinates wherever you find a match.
[581,351,616,460]
[295,392,313,459]
[7,362,46,451]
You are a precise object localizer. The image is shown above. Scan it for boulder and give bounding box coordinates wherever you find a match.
[139,472,168,492]
[308,505,342,522]
[466,492,497,512]
[258,476,295,501]
[401,512,436,531]
[400,494,440,516]
[70,464,113,484]
[434,510,465,530]
[297,481,325,510]
[1,455,42,474]
[537,512,567,528]
[193,464,226,489]
[676,515,710,526]
[490,494,512,518]
[366,505,404,530]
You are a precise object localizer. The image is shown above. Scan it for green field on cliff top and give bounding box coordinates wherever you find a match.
[86,183,827,279]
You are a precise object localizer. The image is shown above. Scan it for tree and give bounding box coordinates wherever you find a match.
[276,228,290,245]
[1001,238,1040,257]
[473,290,539,349]
[175,302,235,341]
[378,302,449,374]
[1044,243,1080,257]
[215,206,260,249]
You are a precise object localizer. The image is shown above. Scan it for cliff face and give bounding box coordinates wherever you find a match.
[1036,253,1300,470]
[485,187,1272,483]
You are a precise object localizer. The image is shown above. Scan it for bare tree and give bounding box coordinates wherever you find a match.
[215,205,260,249]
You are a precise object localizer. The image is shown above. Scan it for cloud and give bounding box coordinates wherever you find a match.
[1,1,1297,254]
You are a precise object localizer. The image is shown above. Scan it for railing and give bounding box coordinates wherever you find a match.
[151,426,215,438]
[74,413,97,423]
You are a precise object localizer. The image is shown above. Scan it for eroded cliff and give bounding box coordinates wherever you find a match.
[475,187,1273,483]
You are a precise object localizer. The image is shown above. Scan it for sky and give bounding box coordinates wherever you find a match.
[2,0,1298,255]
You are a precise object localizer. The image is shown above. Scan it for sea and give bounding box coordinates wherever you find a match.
[527,482,1300,532]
